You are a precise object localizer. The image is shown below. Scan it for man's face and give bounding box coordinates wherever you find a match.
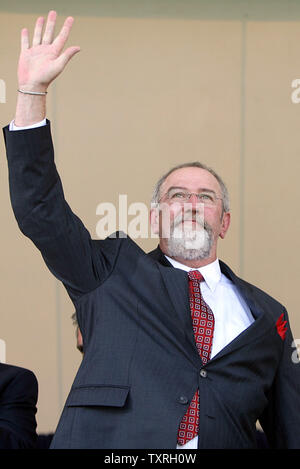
[150,167,230,263]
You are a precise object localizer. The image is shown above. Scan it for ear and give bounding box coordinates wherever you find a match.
[150,205,160,235]
[219,212,231,239]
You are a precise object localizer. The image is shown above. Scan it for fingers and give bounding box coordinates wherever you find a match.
[42,10,57,44]
[21,28,29,51]
[32,16,45,46]
[52,16,75,55]
[20,10,79,64]
[21,11,56,49]
[56,46,81,70]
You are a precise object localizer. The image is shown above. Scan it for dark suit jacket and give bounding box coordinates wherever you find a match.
[0,363,38,448]
[3,121,300,449]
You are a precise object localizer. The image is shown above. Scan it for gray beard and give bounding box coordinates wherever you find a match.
[167,218,214,261]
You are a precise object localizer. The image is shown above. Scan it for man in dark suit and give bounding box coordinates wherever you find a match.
[0,363,38,448]
[3,11,300,448]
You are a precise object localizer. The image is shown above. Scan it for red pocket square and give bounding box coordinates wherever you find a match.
[276,313,287,340]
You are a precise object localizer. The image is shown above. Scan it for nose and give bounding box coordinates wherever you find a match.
[188,193,199,208]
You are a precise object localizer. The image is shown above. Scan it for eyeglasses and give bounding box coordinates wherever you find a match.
[161,189,222,206]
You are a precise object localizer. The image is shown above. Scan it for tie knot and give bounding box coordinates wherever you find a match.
[188,270,204,282]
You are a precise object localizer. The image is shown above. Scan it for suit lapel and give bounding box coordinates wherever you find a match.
[148,247,202,367]
[148,247,189,327]
[148,248,274,365]
[210,261,275,362]
[156,262,203,367]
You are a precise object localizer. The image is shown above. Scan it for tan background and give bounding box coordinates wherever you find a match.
[0,0,300,434]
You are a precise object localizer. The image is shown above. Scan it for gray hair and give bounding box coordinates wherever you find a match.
[151,162,230,213]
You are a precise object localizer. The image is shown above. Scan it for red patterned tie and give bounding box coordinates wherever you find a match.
[177,270,215,446]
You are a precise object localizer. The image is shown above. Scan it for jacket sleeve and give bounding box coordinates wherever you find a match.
[3,121,120,303]
[259,308,300,448]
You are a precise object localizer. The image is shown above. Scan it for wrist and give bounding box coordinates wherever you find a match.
[14,90,47,127]
[18,89,48,96]
[17,83,48,94]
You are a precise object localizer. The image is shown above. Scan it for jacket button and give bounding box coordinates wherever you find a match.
[200,369,207,378]
[178,396,189,405]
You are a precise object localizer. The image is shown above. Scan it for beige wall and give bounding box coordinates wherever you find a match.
[0,1,300,433]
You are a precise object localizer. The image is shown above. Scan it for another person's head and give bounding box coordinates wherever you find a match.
[71,312,83,354]
[150,162,231,265]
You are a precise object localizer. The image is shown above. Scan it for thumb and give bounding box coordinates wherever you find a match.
[56,46,81,71]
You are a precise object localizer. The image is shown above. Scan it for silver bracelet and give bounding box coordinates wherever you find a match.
[18,89,48,96]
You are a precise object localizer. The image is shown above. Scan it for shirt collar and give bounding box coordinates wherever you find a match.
[164,255,221,292]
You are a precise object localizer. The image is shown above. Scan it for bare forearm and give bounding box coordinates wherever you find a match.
[14,92,46,127]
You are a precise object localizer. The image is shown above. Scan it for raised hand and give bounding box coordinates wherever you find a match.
[18,10,80,93]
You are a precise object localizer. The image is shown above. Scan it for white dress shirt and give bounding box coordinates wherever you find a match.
[165,256,254,450]
[9,118,47,131]
[9,119,254,450]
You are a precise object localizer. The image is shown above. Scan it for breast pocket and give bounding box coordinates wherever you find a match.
[65,384,130,408]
